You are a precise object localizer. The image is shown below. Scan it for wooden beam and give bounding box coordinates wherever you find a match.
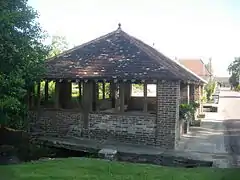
[143,82,148,112]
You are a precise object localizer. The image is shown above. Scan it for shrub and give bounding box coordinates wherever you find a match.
[179,102,199,121]
[205,81,216,101]
[235,84,240,92]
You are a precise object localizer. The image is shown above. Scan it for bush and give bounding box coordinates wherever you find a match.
[235,84,240,91]
[205,81,216,101]
[179,102,199,121]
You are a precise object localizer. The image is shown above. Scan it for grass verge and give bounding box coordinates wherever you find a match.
[0,158,240,180]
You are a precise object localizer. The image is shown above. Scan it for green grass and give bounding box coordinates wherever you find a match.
[0,158,239,180]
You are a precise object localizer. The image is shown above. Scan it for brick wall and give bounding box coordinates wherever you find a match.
[84,113,157,145]
[28,109,83,137]
[156,81,180,149]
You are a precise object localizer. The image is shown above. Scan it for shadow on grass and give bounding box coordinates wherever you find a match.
[0,165,18,180]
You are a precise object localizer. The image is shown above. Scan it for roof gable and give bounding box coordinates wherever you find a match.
[45,27,204,83]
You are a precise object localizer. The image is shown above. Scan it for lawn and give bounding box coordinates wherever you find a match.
[0,158,239,180]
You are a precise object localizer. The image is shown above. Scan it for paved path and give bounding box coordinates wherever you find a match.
[176,88,240,167]
[220,89,240,166]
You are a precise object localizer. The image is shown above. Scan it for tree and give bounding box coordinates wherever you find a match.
[206,58,213,77]
[48,35,69,58]
[0,0,49,128]
[228,57,240,88]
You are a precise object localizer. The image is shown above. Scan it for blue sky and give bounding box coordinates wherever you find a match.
[28,0,240,77]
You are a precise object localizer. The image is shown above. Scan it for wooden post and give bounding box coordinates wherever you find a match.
[79,82,82,96]
[54,81,60,108]
[143,82,148,112]
[119,83,125,112]
[78,82,82,103]
[37,82,41,109]
[92,82,98,111]
[44,80,49,102]
[115,84,119,112]
[59,81,72,109]
[102,82,105,99]
[110,82,116,108]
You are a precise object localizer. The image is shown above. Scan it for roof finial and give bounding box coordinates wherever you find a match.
[118,23,121,30]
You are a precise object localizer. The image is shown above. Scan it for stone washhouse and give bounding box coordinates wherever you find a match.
[28,24,206,149]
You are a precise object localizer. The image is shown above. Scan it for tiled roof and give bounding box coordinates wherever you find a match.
[45,26,205,83]
[178,59,211,77]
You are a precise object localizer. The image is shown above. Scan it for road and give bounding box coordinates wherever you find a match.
[176,87,240,167]
[220,88,240,166]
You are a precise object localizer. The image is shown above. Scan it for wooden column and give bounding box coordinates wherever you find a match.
[115,84,119,112]
[92,82,98,111]
[124,83,131,105]
[119,83,125,112]
[102,82,105,99]
[36,82,41,109]
[44,80,49,102]
[54,81,60,108]
[110,82,116,108]
[143,82,148,112]
[59,81,72,109]
[189,84,195,102]
[78,82,82,103]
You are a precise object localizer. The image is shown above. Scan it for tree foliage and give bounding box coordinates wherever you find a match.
[48,35,69,58]
[0,0,49,128]
[228,57,240,88]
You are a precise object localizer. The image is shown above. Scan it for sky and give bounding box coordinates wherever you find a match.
[28,0,240,77]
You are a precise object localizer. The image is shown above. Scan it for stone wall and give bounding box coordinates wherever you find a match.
[28,109,83,137]
[84,113,157,145]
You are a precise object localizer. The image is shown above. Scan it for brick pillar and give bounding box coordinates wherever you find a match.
[180,83,190,104]
[156,80,180,149]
